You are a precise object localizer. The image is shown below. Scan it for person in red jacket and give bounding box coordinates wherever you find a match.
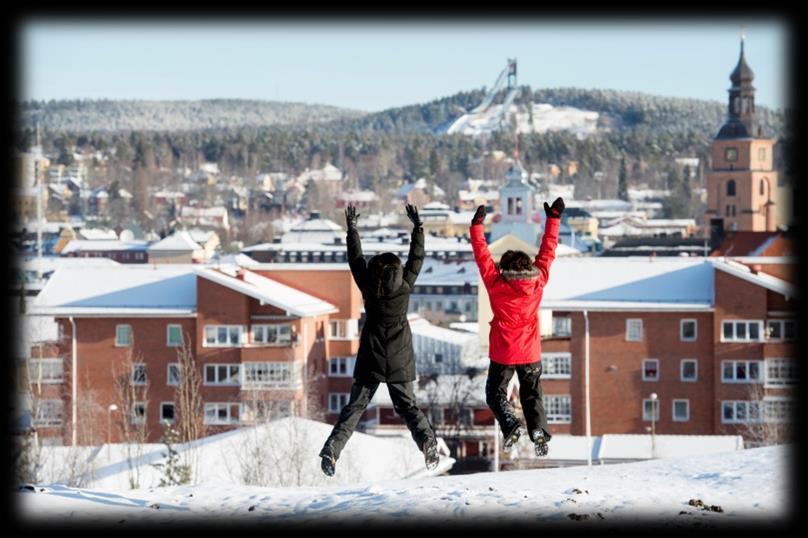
[470,197,564,457]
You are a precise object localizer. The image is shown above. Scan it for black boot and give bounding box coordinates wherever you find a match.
[422,437,439,470]
[531,429,549,457]
[319,443,337,477]
[502,416,523,449]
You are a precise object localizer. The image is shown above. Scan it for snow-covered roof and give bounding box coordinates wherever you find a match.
[448,322,479,334]
[195,267,337,317]
[409,317,479,346]
[710,258,798,298]
[539,257,714,311]
[281,214,343,244]
[337,190,378,202]
[188,229,217,244]
[21,256,120,274]
[180,206,228,218]
[370,373,488,407]
[415,260,479,287]
[597,434,744,460]
[30,265,197,316]
[296,163,343,183]
[60,239,150,253]
[148,231,203,252]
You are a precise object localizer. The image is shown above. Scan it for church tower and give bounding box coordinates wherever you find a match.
[704,34,779,237]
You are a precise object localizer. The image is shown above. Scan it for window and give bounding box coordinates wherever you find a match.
[203,325,245,347]
[242,400,292,423]
[765,359,796,387]
[204,364,241,385]
[759,180,765,196]
[642,399,659,421]
[132,402,147,425]
[552,316,572,337]
[166,324,182,347]
[515,197,523,215]
[116,324,132,347]
[758,148,766,161]
[722,401,764,424]
[680,359,698,382]
[329,319,358,340]
[680,319,697,341]
[252,324,292,345]
[721,360,764,383]
[167,363,180,386]
[160,403,175,424]
[204,403,239,425]
[429,407,445,425]
[544,395,571,423]
[642,359,659,381]
[329,357,356,377]
[626,319,643,341]
[28,359,64,384]
[766,319,796,341]
[726,178,736,196]
[725,148,738,163]
[33,400,63,427]
[243,362,296,389]
[131,364,147,386]
[763,399,794,423]
[507,197,514,215]
[721,320,764,342]
[434,353,443,363]
[672,399,689,422]
[542,353,572,379]
[328,393,349,413]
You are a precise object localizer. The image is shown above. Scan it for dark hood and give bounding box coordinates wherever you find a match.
[368,255,404,296]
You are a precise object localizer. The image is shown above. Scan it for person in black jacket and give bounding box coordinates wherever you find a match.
[319,203,439,477]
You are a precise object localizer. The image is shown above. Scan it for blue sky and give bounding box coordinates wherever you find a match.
[20,20,789,111]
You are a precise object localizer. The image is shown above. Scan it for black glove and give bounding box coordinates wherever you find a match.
[345,205,359,229]
[471,205,486,225]
[543,197,565,219]
[406,204,422,228]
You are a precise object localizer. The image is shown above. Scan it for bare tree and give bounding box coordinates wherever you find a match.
[112,342,150,489]
[740,382,793,447]
[173,332,206,482]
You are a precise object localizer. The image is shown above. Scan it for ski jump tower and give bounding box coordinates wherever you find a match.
[446,58,521,135]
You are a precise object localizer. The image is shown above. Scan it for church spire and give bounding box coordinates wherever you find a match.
[716,30,763,139]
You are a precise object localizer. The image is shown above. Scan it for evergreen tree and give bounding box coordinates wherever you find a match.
[152,421,191,487]
[617,157,629,201]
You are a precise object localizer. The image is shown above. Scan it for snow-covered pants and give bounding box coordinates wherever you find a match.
[323,381,435,460]
[485,360,552,441]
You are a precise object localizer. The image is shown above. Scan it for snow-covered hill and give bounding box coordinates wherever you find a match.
[446,102,599,138]
[16,444,791,527]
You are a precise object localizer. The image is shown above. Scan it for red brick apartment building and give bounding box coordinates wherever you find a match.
[27,262,361,444]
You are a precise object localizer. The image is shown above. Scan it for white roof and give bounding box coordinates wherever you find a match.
[409,317,479,346]
[194,266,337,317]
[710,258,798,298]
[77,228,118,241]
[60,239,150,253]
[448,322,479,334]
[187,229,217,243]
[540,257,714,310]
[370,373,488,406]
[598,434,744,460]
[180,206,228,217]
[337,190,378,202]
[416,259,479,286]
[30,265,197,316]
[148,231,203,252]
[21,256,120,274]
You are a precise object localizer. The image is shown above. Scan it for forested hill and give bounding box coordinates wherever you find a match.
[18,98,368,132]
[329,86,785,139]
[18,88,784,140]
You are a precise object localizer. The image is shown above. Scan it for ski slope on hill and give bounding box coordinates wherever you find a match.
[16,444,791,527]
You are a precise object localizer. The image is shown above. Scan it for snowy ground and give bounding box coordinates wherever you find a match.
[16,445,791,527]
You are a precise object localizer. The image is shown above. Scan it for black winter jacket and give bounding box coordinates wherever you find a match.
[347,225,424,383]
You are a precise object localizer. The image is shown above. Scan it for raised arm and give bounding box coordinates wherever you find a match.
[469,205,498,290]
[344,206,366,289]
[535,197,564,287]
[403,204,424,286]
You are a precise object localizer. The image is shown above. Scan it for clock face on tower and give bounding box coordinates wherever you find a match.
[725,147,738,162]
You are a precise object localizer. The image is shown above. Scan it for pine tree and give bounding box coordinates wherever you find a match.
[152,421,191,487]
[617,157,629,201]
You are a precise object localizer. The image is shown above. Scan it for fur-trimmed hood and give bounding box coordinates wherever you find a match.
[499,266,539,281]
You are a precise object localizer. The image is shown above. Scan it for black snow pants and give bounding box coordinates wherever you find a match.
[485,360,552,442]
[322,381,435,460]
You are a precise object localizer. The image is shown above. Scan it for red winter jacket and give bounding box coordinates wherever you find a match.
[470,217,560,365]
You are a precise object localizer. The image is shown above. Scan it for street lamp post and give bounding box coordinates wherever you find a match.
[649,393,658,459]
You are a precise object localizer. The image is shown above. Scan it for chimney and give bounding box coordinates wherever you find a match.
[236,268,247,280]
